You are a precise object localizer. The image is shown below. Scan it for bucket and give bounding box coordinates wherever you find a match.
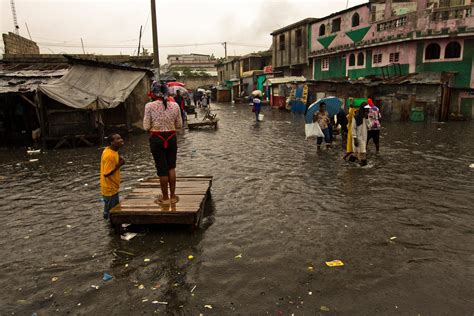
[258,113,264,121]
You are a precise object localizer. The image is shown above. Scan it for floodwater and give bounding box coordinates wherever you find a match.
[1,103,473,315]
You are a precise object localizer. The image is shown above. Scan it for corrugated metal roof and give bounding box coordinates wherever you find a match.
[0,62,69,94]
[266,76,306,85]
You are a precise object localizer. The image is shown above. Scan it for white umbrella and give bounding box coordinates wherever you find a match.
[168,86,188,95]
[251,90,263,97]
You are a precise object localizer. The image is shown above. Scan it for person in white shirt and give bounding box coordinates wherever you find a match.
[351,103,371,166]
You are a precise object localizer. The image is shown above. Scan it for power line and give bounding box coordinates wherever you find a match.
[36,41,269,49]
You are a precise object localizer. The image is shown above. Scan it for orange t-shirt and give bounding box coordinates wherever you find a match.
[100,147,120,196]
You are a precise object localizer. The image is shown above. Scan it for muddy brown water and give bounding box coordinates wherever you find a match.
[1,103,473,315]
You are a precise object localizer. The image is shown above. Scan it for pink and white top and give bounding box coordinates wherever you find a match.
[143,100,182,132]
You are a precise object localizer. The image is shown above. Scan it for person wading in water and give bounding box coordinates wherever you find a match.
[143,89,183,205]
[100,133,125,220]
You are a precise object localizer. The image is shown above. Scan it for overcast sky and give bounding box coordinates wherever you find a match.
[1,0,366,62]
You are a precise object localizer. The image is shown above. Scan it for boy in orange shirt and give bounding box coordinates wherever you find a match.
[100,133,125,220]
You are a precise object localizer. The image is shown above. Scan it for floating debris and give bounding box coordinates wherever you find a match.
[51,277,58,282]
[137,178,144,182]
[27,149,41,155]
[469,164,474,169]
[121,232,137,241]
[325,260,344,267]
[144,258,151,262]
[190,285,197,293]
[188,255,194,260]
[91,285,99,290]
[235,254,242,259]
[204,304,213,309]
[152,301,168,305]
[390,236,397,240]
[29,159,39,163]
[138,284,145,290]
[308,291,312,295]
[66,225,72,228]
[142,298,149,303]
[103,273,113,281]
[320,306,330,311]
[307,266,314,272]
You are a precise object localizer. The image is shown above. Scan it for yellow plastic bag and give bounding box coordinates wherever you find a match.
[325,260,344,267]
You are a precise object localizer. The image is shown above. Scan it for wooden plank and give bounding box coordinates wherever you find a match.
[109,177,211,230]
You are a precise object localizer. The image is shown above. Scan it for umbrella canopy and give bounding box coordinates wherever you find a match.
[305,97,342,124]
[167,81,185,87]
[168,86,188,95]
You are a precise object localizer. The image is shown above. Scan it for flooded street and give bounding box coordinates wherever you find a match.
[1,103,473,315]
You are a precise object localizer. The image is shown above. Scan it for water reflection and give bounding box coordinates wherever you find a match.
[0,103,473,314]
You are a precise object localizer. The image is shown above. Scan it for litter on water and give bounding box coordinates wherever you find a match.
[469,164,474,168]
[29,159,39,163]
[190,285,197,293]
[235,254,242,259]
[320,306,330,311]
[188,255,194,260]
[103,273,113,281]
[138,284,145,290]
[204,305,213,309]
[27,149,41,155]
[121,232,137,241]
[91,285,99,290]
[137,178,144,182]
[390,236,397,240]
[152,301,168,305]
[325,260,344,267]
[144,258,151,262]
[51,277,58,282]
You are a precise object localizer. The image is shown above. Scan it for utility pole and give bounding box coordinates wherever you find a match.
[150,0,160,80]
[137,25,142,57]
[25,22,32,40]
[222,42,227,60]
[80,38,86,54]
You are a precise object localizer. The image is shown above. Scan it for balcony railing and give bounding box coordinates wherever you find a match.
[431,5,472,21]
[439,0,465,8]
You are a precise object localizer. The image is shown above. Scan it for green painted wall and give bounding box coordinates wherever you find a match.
[313,55,346,80]
[318,35,336,49]
[347,50,409,79]
[415,39,474,89]
[346,27,371,43]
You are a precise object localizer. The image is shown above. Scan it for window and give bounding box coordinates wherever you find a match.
[296,29,303,47]
[349,53,356,66]
[232,62,235,70]
[389,52,400,63]
[319,24,326,36]
[373,53,382,64]
[332,18,341,33]
[226,64,228,71]
[352,13,360,27]
[445,41,461,59]
[279,34,285,50]
[321,58,329,71]
[425,43,441,60]
[357,52,364,66]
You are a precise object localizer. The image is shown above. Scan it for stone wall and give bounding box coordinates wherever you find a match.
[2,32,40,55]
[181,76,217,90]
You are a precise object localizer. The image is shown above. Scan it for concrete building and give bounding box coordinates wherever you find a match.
[271,18,317,78]
[165,53,217,76]
[216,56,241,83]
[309,0,474,120]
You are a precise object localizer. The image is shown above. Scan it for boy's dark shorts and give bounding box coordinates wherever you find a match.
[367,130,380,144]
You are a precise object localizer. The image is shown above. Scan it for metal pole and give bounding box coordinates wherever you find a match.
[150,0,160,80]
[25,22,32,40]
[80,38,86,54]
[137,25,142,57]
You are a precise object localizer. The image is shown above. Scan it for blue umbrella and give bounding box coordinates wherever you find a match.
[305,97,342,124]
